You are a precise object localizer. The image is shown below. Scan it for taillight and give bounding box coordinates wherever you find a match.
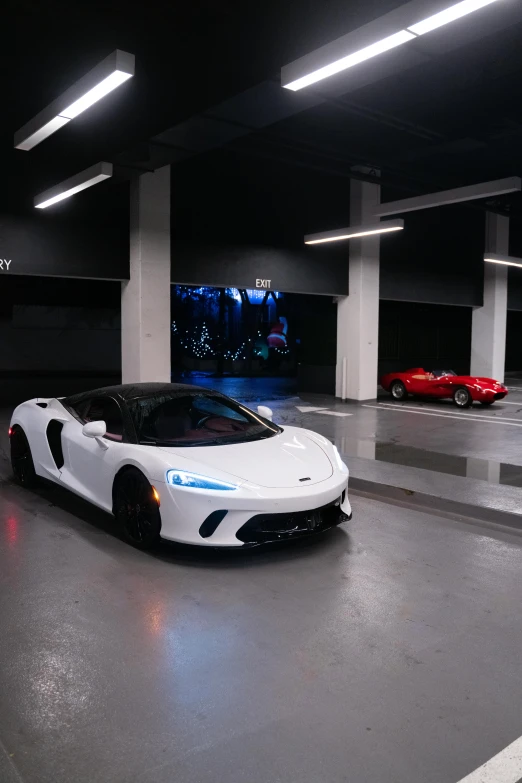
[8,427,13,437]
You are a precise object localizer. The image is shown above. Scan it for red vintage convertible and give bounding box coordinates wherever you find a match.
[380,368,508,408]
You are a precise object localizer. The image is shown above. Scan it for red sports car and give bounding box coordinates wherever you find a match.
[380,368,508,408]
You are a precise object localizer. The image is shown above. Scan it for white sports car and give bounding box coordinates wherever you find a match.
[9,383,352,549]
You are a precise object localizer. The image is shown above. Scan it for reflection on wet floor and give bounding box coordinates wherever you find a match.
[337,436,522,487]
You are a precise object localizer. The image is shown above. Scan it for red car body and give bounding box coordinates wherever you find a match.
[380,368,508,407]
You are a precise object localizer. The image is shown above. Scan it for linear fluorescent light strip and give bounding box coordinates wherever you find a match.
[15,51,134,150]
[484,254,522,269]
[35,163,113,209]
[283,0,503,90]
[59,70,133,119]
[408,0,502,35]
[305,220,404,245]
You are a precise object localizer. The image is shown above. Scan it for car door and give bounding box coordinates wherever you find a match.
[60,396,125,511]
[408,371,433,395]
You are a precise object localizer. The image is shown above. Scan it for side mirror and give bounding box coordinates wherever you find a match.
[82,421,109,450]
[257,405,273,422]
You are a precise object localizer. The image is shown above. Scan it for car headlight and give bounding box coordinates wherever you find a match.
[166,469,239,491]
[333,445,348,474]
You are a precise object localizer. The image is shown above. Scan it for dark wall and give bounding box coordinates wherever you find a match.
[379,300,472,376]
[171,151,349,296]
[381,206,485,306]
[506,311,522,371]
[508,267,522,311]
[0,183,129,281]
[0,277,121,404]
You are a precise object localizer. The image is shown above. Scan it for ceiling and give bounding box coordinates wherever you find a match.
[4,0,522,223]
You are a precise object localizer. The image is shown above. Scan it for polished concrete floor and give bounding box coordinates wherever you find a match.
[3,385,522,782]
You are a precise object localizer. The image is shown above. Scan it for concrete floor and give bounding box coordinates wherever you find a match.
[3,385,522,782]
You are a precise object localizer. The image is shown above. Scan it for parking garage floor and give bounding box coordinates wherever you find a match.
[2,388,522,783]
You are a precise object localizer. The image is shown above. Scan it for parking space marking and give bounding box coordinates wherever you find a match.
[377,402,522,424]
[316,410,353,417]
[296,406,328,413]
[456,735,522,782]
[499,401,522,406]
[364,404,522,428]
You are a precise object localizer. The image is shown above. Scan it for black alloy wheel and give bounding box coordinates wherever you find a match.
[114,468,161,549]
[390,380,407,401]
[453,387,472,408]
[10,426,39,488]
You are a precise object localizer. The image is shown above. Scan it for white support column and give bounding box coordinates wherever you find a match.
[470,213,509,382]
[121,166,171,383]
[336,177,381,401]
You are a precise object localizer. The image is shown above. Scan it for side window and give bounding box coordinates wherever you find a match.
[84,397,124,442]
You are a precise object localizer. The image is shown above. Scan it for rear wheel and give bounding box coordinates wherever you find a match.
[10,426,39,488]
[453,387,472,408]
[114,468,161,549]
[390,380,407,401]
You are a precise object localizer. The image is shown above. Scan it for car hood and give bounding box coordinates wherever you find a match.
[158,427,334,488]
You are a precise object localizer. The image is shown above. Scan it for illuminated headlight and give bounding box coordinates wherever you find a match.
[333,446,348,474]
[166,469,239,491]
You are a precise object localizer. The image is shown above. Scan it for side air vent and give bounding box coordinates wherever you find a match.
[46,420,64,469]
[36,402,48,408]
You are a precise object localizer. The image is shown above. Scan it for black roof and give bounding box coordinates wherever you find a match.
[65,382,209,405]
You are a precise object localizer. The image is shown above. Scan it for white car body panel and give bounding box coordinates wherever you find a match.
[10,394,352,547]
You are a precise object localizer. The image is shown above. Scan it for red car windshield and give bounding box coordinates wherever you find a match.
[429,369,457,378]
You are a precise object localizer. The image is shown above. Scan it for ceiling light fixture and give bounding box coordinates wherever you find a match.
[283,31,415,91]
[484,253,522,269]
[408,0,502,36]
[282,0,504,91]
[15,50,134,150]
[305,219,404,245]
[34,162,113,209]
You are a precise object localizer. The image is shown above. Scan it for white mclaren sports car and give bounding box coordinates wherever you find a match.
[9,383,352,549]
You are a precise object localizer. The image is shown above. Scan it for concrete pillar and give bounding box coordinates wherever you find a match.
[336,177,381,401]
[121,166,171,384]
[470,213,509,382]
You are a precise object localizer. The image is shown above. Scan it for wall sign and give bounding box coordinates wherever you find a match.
[171,241,348,297]
[0,259,12,271]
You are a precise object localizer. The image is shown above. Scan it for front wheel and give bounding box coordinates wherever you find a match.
[10,426,39,488]
[390,380,407,401]
[453,387,472,408]
[114,468,162,550]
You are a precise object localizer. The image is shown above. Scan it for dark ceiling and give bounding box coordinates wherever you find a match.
[4,0,522,224]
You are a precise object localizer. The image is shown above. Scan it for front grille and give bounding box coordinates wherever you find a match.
[236,497,348,544]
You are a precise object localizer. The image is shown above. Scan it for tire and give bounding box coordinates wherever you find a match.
[114,467,162,550]
[453,387,472,408]
[10,426,39,488]
[390,380,407,401]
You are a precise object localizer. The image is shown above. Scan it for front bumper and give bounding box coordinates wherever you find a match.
[154,472,352,547]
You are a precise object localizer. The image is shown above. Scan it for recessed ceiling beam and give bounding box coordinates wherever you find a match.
[375,177,522,216]
[15,50,134,151]
[305,219,404,244]
[34,162,113,209]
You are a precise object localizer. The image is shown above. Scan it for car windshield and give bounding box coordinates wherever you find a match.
[128,391,281,447]
[430,369,457,378]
